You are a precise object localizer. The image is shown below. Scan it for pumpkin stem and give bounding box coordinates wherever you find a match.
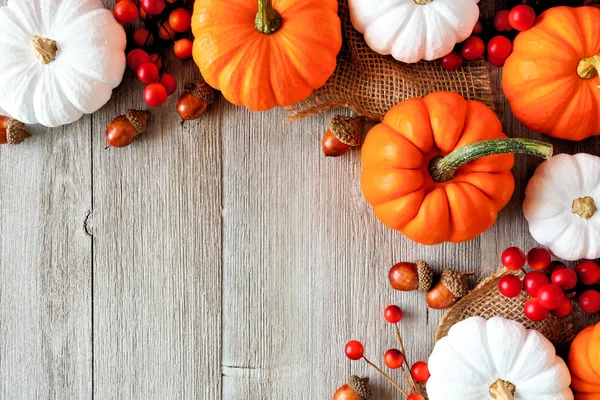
[30,36,58,64]
[489,379,515,400]
[572,196,597,219]
[577,54,600,80]
[255,0,282,35]
[429,138,553,183]
[413,0,434,4]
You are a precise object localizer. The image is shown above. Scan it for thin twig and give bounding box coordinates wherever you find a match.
[363,357,409,397]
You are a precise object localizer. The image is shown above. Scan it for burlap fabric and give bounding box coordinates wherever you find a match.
[436,268,575,346]
[287,0,494,121]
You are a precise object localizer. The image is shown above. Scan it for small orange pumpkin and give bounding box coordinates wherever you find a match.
[360,92,552,245]
[569,323,600,399]
[191,0,342,111]
[503,6,600,141]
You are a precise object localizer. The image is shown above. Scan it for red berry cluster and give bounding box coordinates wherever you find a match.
[439,5,536,71]
[114,0,194,108]
[498,247,600,321]
[343,306,429,398]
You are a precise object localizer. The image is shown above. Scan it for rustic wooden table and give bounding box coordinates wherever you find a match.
[1,1,598,399]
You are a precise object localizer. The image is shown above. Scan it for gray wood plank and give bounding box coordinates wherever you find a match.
[0,116,93,399]
[91,55,222,398]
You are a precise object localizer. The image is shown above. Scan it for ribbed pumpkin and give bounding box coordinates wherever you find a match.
[503,6,600,141]
[360,92,553,245]
[569,323,600,399]
[191,0,342,111]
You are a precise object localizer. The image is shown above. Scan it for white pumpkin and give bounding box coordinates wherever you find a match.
[428,317,573,400]
[349,0,480,64]
[0,0,127,127]
[523,154,600,261]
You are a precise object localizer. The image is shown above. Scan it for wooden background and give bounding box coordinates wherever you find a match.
[1,1,598,399]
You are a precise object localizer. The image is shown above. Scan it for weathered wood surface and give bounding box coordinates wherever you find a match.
[0,1,599,399]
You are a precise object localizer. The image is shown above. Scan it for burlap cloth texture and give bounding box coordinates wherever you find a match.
[436,268,575,346]
[287,0,494,121]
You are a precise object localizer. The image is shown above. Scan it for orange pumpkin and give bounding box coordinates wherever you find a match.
[569,323,600,399]
[360,92,553,245]
[191,0,342,111]
[503,6,600,141]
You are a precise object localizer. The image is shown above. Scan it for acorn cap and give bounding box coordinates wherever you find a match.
[6,118,32,144]
[329,115,363,147]
[416,260,434,292]
[185,80,215,104]
[348,376,372,399]
[440,268,469,298]
[125,110,150,134]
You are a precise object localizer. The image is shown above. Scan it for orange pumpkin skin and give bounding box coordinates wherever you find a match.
[503,7,600,141]
[191,0,342,111]
[360,92,515,245]
[570,324,600,399]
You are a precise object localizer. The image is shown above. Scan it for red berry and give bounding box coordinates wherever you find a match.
[133,28,154,47]
[551,269,578,291]
[127,49,151,72]
[552,297,573,318]
[488,56,506,67]
[144,83,168,107]
[137,62,159,84]
[524,298,549,321]
[579,290,600,313]
[384,349,405,369]
[159,73,177,96]
[537,284,565,310]
[384,305,403,324]
[487,36,512,61]
[407,395,425,400]
[471,20,483,36]
[140,0,165,15]
[461,36,485,61]
[158,21,176,41]
[493,10,512,32]
[344,340,364,360]
[498,275,522,298]
[523,271,550,297]
[575,261,600,285]
[527,247,551,271]
[149,54,164,70]
[509,5,536,32]
[411,362,430,383]
[169,8,192,32]
[440,51,463,70]
[174,38,194,60]
[501,247,526,271]
[114,0,138,24]
[548,261,568,273]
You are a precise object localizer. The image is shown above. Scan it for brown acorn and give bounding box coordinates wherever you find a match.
[177,79,215,121]
[389,260,434,293]
[0,116,31,145]
[322,115,363,157]
[105,110,149,148]
[333,376,372,400]
[426,268,470,310]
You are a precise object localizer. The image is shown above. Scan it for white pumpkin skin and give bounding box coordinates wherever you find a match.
[349,0,480,64]
[523,154,600,261]
[0,0,127,127]
[427,317,573,400]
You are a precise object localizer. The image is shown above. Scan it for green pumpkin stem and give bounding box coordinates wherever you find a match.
[429,138,553,183]
[578,54,600,79]
[255,0,282,35]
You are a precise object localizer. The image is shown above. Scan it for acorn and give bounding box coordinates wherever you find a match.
[333,376,372,400]
[389,260,434,293]
[105,109,149,148]
[177,79,215,122]
[426,268,470,310]
[322,115,363,157]
[0,116,32,145]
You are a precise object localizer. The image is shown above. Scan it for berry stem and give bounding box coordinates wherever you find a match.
[395,325,418,392]
[363,356,408,396]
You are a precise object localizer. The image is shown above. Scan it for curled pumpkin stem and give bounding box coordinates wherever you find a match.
[255,0,282,35]
[578,54,600,80]
[489,378,515,400]
[429,138,553,183]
